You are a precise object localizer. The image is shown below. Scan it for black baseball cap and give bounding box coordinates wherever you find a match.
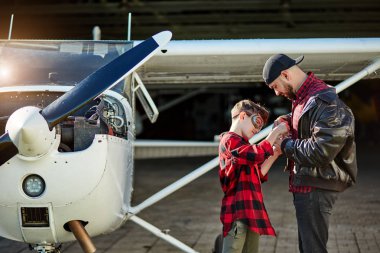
[262,54,304,85]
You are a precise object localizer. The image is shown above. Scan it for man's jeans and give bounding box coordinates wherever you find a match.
[293,189,338,253]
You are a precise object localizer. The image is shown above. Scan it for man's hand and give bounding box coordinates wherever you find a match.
[273,115,290,128]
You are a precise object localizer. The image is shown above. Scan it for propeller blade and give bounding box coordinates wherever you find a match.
[0,132,18,166]
[41,31,172,129]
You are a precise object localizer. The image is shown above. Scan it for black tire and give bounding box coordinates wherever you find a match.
[213,233,223,253]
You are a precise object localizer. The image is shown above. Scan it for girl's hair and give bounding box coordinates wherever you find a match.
[231,99,269,124]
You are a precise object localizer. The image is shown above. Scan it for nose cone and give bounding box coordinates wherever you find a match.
[6,106,56,157]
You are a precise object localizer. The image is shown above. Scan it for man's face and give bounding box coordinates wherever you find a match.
[268,76,296,100]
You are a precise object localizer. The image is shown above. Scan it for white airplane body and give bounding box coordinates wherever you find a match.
[0,35,379,253]
[0,87,133,245]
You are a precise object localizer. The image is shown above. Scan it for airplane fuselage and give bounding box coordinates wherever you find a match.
[0,86,134,245]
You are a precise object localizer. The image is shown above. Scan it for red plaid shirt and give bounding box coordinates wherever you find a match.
[219,132,275,237]
[289,72,329,193]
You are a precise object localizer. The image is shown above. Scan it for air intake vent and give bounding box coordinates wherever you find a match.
[20,207,49,227]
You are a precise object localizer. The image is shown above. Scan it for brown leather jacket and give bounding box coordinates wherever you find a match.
[281,87,357,192]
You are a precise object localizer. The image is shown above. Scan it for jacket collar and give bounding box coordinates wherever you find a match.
[301,87,337,117]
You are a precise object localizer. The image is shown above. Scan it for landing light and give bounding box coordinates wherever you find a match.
[22,174,46,198]
[0,66,10,79]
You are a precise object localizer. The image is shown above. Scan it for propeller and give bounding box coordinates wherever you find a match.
[0,132,18,165]
[0,31,172,167]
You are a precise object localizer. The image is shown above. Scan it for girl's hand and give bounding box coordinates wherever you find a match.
[273,143,282,157]
[273,122,289,136]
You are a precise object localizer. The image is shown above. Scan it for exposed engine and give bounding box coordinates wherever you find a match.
[59,95,129,152]
[0,91,130,153]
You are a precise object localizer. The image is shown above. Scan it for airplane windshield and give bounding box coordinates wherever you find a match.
[0,40,133,90]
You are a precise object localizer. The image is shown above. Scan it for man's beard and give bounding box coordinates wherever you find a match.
[283,83,296,100]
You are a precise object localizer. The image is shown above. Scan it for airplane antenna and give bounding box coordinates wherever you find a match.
[127,12,132,41]
[8,14,14,40]
[92,26,101,40]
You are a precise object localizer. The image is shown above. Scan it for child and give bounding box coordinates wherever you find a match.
[219,99,288,253]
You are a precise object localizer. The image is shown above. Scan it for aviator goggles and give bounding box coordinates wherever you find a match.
[233,111,264,131]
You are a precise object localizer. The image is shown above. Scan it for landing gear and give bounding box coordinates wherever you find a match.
[28,220,96,253]
[213,233,223,253]
[29,243,62,253]
[66,220,96,253]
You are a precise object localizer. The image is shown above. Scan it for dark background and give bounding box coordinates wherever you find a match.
[1,0,380,40]
[0,0,379,147]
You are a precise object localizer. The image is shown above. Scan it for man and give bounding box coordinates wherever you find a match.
[262,54,358,253]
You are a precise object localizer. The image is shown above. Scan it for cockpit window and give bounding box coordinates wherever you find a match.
[0,40,133,91]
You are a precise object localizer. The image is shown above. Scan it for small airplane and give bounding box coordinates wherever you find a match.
[0,29,380,253]
[0,31,177,253]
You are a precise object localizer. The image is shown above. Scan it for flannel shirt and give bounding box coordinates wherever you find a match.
[219,132,276,237]
[289,72,329,193]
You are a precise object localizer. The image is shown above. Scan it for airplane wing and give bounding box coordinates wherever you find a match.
[133,37,380,158]
[136,38,380,87]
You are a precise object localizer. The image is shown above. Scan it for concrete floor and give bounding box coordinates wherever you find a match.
[1,144,379,253]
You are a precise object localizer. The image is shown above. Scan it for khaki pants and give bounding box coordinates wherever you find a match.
[222,220,259,253]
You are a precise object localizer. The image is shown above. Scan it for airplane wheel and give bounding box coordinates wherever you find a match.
[213,233,223,253]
